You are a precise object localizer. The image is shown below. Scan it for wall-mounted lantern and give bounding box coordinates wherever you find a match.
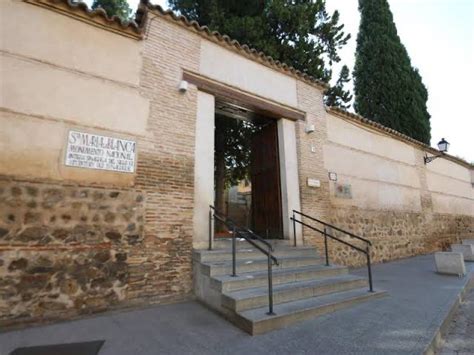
[424,138,450,164]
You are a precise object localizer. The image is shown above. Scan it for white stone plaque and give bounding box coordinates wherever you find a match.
[65,130,136,173]
[307,178,321,188]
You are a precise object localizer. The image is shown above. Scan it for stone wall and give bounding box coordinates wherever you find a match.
[326,208,474,267]
[312,113,474,267]
[0,179,144,327]
[1,0,473,329]
[1,3,200,328]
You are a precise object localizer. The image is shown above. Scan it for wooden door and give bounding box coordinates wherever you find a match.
[250,121,283,239]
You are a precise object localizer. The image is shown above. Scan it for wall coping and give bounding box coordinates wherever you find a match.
[23,0,143,39]
[22,0,329,92]
[137,1,329,92]
[327,106,473,170]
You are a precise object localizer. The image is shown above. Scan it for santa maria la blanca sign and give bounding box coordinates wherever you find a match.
[65,130,136,173]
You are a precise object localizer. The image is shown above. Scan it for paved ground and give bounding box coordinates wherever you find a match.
[1,254,473,355]
[438,286,474,355]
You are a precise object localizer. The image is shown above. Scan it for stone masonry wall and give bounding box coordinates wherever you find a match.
[2,1,473,329]
[0,178,144,327]
[327,208,474,267]
[297,115,474,267]
[0,11,202,328]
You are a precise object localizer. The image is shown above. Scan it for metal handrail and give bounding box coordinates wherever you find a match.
[209,205,273,251]
[209,205,278,315]
[293,210,372,245]
[211,212,278,265]
[291,210,374,293]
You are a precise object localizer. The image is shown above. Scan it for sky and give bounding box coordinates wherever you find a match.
[86,0,474,162]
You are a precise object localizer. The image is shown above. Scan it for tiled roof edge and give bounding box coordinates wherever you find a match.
[138,1,329,91]
[327,106,473,169]
[24,0,143,39]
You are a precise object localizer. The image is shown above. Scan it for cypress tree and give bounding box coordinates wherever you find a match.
[353,0,431,144]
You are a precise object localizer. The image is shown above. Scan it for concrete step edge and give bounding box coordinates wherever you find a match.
[212,265,348,292]
[193,247,317,262]
[222,275,369,312]
[236,289,388,335]
[202,256,324,276]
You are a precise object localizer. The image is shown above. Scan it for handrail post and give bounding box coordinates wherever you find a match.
[292,211,297,247]
[208,207,213,251]
[266,252,275,315]
[366,245,374,292]
[231,226,237,277]
[324,227,329,266]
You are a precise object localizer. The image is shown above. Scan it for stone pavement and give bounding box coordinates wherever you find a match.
[438,286,474,354]
[1,254,473,355]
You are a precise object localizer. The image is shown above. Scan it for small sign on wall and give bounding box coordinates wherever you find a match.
[307,178,321,188]
[335,183,352,199]
[65,130,136,173]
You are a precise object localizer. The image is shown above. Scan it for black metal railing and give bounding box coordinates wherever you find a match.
[209,205,278,315]
[291,210,374,292]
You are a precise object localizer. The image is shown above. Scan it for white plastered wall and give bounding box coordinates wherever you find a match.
[426,158,474,215]
[324,113,474,216]
[192,91,216,248]
[0,0,148,186]
[278,119,303,244]
[324,114,422,211]
[199,41,298,107]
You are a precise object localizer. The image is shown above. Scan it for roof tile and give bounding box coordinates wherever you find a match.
[24,0,142,38]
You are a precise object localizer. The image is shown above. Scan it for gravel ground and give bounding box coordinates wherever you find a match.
[438,285,474,355]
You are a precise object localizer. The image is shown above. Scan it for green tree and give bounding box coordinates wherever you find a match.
[214,115,260,227]
[325,65,352,109]
[168,0,350,83]
[353,0,431,143]
[92,0,132,22]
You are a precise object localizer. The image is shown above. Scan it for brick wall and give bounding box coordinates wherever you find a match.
[294,81,332,253]
[127,17,202,304]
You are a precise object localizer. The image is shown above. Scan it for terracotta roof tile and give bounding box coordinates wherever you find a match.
[327,106,473,168]
[136,0,329,91]
[26,0,329,89]
[24,0,143,39]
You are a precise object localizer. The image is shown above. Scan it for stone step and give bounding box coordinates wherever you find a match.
[194,246,317,263]
[211,264,348,292]
[213,238,292,249]
[462,239,474,246]
[222,274,368,312]
[200,255,324,277]
[234,288,387,335]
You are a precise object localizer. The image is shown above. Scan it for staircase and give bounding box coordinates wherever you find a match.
[193,238,387,335]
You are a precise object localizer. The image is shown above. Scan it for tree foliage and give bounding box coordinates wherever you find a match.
[168,0,350,84]
[92,0,132,22]
[215,116,260,187]
[353,0,431,143]
[325,65,352,109]
[214,115,260,221]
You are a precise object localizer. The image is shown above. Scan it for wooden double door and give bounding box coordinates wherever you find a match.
[250,121,283,239]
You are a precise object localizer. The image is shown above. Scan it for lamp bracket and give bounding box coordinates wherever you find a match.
[424,153,443,165]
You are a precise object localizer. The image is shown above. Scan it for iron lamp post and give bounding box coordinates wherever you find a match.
[424,138,450,164]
